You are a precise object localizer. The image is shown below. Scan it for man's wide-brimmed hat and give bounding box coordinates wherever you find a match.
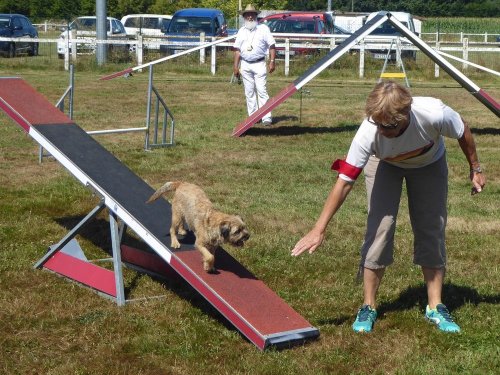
[240,4,260,16]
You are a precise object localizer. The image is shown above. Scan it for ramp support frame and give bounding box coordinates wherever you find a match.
[33,200,171,306]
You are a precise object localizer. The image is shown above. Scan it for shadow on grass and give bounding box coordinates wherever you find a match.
[377,283,500,317]
[53,215,310,349]
[243,119,359,137]
[319,283,500,327]
[53,216,240,331]
[471,127,500,136]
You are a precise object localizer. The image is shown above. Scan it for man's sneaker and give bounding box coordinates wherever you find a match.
[425,304,461,333]
[352,304,377,333]
[262,118,272,126]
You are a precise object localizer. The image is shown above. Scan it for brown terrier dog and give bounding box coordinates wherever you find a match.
[146,181,250,273]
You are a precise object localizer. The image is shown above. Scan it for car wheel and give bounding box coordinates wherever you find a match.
[28,43,39,56]
[8,43,15,58]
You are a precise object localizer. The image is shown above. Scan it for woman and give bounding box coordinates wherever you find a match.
[291,81,486,333]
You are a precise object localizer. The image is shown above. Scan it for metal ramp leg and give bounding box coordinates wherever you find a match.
[33,201,172,306]
[145,65,175,150]
[378,38,410,87]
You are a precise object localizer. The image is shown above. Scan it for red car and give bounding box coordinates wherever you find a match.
[260,12,349,56]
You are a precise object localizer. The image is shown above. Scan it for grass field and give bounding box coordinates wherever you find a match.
[0,64,499,374]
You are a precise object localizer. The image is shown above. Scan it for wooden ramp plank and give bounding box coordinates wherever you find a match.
[0,77,319,350]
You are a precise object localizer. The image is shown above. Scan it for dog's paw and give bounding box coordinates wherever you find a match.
[204,264,217,273]
[170,239,181,248]
[203,259,216,273]
[178,228,187,236]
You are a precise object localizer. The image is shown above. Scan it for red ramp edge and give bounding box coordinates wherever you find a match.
[0,77,319,350]
[474,89,500,116]
[100,68,134,81]
[121,245,319,350]
[232,83,298,137]
[171,248,319,349]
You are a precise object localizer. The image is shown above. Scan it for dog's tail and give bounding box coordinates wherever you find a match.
[146,181,182,203]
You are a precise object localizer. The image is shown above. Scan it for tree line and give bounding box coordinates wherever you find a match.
[0,0,498,21]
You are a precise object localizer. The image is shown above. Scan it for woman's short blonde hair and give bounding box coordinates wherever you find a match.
[365,81,413,125]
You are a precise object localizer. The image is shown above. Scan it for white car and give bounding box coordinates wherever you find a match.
[57,16,128,59]
[121,14,172,37]
[121,14,172,51]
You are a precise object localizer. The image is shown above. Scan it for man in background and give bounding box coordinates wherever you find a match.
[233,4,276,126]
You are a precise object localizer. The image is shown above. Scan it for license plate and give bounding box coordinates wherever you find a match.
[373,53,387,59]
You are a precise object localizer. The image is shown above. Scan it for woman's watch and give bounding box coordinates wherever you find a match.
[471,166,482,173]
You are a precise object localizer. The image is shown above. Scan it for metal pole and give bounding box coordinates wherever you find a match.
[96,0,107,65]
[327,0,332,12]
[145,65,153,150]
[69,64,74,119]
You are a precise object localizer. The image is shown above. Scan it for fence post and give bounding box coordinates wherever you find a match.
[434,41,440,78]
[71,30,77,62]
[463,38,469,70]
[211,44,216,75]
[359,40,365,78]
[285,38,290,77]
[200,32,206,64]
[137,34,143,70]
[64,31,70,71]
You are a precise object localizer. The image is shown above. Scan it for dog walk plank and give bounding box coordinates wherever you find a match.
[0,77,319,350]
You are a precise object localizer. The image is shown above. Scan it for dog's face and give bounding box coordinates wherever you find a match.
[221,216,250,247]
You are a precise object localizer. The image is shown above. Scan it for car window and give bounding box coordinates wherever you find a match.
[267,19,317,34]
[370,21,407,36]
[325,15,334,33]
[20,18,30,29]
[0,17,11,28]
[333,25,349,34]
[169,16,213,34]
[317,20,325,33]
[143,17,159,29]
[124,17,139,28]
[73,18,97,31]
[12,17,22,29]
[114,20,125,34]
[161,19,170,30]
[214,18,220,34]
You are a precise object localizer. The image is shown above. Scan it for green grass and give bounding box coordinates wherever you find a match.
[0,62,499,374]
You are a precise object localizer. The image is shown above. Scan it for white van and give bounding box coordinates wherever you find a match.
[121,14,172,37]
[365,11,420,60]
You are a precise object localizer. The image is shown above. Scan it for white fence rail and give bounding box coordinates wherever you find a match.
[3,33,499,79]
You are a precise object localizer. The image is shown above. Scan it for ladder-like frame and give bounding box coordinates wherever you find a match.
[378,38,410,87]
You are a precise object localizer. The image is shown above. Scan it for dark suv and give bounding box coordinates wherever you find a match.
[0,14,38,57]
[160,8,227,55]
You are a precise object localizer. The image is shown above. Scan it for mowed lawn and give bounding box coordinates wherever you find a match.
[0,67,499,374]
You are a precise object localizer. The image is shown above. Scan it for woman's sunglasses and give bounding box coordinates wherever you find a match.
[367,117,399,130]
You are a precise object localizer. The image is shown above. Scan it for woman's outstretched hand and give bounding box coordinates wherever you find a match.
[291,228,325,257]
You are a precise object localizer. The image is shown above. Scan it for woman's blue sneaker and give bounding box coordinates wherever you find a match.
[352,304,377,333]
[425,304,461,333]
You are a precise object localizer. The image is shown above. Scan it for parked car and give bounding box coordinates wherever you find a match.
[160,8,227,56]
[365,11,418,61]
[121,14,172,51]
[121,14,172,37]
[57,16,128,59]
[261,12,350,57]
[0,13,38,58]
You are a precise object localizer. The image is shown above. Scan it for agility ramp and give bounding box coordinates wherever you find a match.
[232,11,500,136]
[0,77,319,350]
